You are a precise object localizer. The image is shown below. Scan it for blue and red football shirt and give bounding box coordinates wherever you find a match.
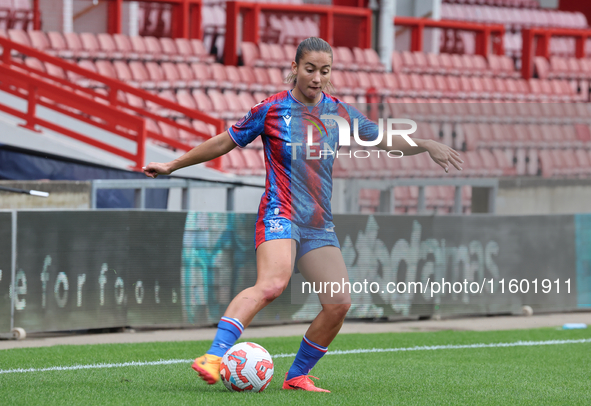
[227,90,379,245]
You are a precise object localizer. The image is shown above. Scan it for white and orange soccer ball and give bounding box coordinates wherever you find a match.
[220,342,274,392]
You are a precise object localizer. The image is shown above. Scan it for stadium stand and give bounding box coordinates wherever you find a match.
[440,1,588,58]
[0,0,33,31]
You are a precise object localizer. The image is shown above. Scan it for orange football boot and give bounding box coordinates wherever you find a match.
[191,354,222,385]
[282,372,330,392]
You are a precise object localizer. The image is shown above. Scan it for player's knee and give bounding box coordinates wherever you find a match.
[259,279,289,303]
[323,302,351,320]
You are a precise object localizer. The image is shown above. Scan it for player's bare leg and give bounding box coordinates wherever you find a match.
[192,239,295,384]
[297,246,351,346]
[223,239,296,327]
[283,245,351,392]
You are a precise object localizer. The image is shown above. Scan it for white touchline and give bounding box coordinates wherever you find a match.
[1,338,590,375]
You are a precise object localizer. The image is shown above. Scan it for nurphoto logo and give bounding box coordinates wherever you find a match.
[288,116,418,160]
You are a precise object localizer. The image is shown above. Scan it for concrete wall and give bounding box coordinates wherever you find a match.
[73,1,108,34]
[0,181,90,209]
[496,178,591,215]
[539,0,559,9]
[39,0,73,33]
[40,0,138,36]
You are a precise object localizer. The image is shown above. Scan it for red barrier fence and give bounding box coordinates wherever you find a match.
[521,27,591,80]
[394,17,505,57]
[224,1,372,66]
[0,36,223,171]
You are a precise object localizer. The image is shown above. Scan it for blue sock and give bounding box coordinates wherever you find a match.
[206,317,244,357]
[286,335,328,380]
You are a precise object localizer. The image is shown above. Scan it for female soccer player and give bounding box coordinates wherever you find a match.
[143,37,463,392]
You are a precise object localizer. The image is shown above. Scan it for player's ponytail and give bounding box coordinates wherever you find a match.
[284,37,335,94]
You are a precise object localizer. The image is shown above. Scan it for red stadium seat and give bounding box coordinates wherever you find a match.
[143,36,167,61]
[210,63,232,89]
[161,62,186,89]
[237,91,256,112]
[95,60,117,80]
[113,34,142,60]
[7,28,30,47]
[145,61,172,89]
[222,90,245,119]
[128,61,155,89]
[174,38,200,63]
[253,67,276,93]
[46,31,74,59]
[159,37,184,62]
[225,65,246,91]
[176,62,201,88]
[158,122,181,141]
[129,36,154,61]
[79,33,108,59]
[63,32,91,59]
[176,89,197,110]
[191,63,217,89]
[190,39,214,63]
[112,60,137,85]
[236,65,261,92]
[192,89,215,115]
[97,33,123,60]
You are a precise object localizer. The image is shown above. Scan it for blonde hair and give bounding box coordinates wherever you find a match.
[284,37,335,94]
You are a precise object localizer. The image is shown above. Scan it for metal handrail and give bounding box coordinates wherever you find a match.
[345,178,499,214]
[91,178,265,211]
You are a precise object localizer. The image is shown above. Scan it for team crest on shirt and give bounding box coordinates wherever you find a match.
[324,120,337,129]
[236,110,251,126]
[269,220,284,233]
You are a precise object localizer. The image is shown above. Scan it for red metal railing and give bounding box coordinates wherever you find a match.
[521,27,591,80]
[0,36,224,171]
[0,63,147,168]
[224,1,372,66]
[394,17,505,57]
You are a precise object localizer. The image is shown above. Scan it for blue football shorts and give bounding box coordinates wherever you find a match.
[254,217,340,263]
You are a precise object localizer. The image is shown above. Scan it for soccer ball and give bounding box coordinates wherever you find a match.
[220,342,274,392]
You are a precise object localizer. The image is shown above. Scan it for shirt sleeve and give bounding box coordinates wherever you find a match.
[345,103,380,142]
[227,100,269,148]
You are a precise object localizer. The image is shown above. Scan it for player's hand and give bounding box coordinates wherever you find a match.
[143,162,172,178]
[426,140,463,173]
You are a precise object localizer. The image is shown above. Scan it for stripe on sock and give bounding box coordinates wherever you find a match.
[303,336,328,353]
[221,317,244,333]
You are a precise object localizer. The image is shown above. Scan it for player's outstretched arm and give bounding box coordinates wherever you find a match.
[143,131,236,178]
[378,137,463,173]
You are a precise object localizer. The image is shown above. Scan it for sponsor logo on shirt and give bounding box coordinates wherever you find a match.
[282,114,292,126]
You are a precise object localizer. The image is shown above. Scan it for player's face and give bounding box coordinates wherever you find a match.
[292,51,332,104]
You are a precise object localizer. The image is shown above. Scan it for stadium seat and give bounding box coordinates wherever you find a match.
[161,62,187,89]
[97,33,124,60]
[145,61,172,89]
[46,31,74,59]
[159,37,183,62]
[112,34,142,61]
[174,38,200,63]
[128,61,156,89]
[191,63,217,89]
[79,33,109,59]
[143,36,168,62]
[63,32,93,59]
[112,60,137,86]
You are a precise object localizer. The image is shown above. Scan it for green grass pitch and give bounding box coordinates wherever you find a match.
[1,327,590,405]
